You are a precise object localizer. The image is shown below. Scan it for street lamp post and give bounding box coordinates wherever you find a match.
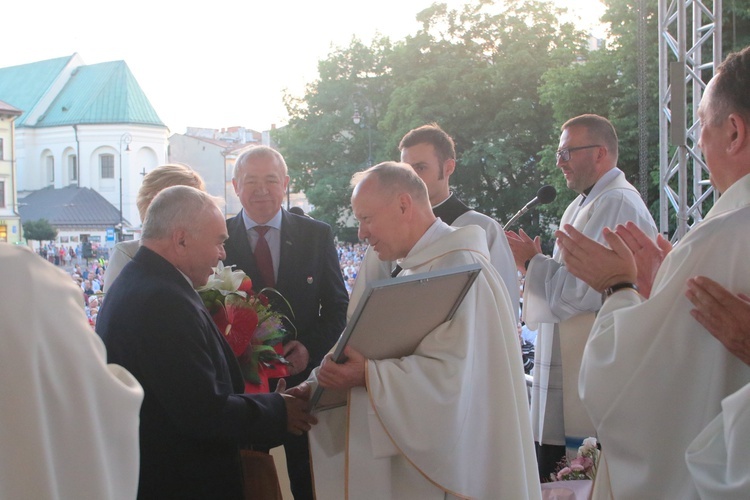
[118,132,132,242]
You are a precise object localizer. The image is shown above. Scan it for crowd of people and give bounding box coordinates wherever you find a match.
[1,44,748,500]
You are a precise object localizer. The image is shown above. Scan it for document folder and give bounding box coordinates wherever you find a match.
[310,263,482,411]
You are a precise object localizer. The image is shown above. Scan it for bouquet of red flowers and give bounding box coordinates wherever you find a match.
[197,262,292,393]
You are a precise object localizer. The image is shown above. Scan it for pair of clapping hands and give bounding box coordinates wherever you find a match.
[554,222,750,366]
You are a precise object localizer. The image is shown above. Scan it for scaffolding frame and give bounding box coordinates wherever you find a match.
[658,0,722,241]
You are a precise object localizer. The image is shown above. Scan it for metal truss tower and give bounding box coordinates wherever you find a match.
[658,0,722,241]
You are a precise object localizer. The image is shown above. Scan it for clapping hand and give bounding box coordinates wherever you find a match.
[613,222,672,298]
[555,224,637,293]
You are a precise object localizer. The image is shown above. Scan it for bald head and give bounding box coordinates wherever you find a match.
[350,162,436,261]
[141,185,228,287]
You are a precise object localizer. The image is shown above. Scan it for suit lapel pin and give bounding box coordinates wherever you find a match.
[307,276,313,284]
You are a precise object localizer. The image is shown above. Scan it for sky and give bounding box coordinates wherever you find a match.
[1,0,605,135]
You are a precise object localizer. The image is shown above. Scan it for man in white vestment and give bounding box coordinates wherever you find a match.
[302,162,540,499]
[684,276,750,498]
[350,123,519,323]
[554,45,750,499]
[505,114,657,478]
[0,243,144,500]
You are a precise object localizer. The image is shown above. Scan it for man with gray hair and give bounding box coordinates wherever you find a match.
[97,185,316,500]
[223,146,348,499]
[304,162,540,499]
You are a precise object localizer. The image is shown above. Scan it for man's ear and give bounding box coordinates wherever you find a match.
[398,192,413,215]
[443,158,456,178]
[173,228,189,254]
[726,112,748,155]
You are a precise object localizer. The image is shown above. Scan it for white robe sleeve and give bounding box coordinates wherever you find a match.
[686,383,750,499]
[524,191,654,327]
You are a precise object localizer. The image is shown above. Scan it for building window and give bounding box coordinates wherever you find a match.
[69,155,78,182]
[0,180,5,208]
[0,138,4,160]
[46,156,55,184]
[100,154,115,179]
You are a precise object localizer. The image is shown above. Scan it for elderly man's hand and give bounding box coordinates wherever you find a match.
[283,340,310,376]
[555,224,637,293]
[505,229,543,274]
[613,221,672,298]
[284,381,312,401]
[686,276,750,366]
[276,379,317,435]
[317,346,367,391]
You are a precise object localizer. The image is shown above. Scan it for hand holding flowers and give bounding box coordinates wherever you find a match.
[197,262,293,392]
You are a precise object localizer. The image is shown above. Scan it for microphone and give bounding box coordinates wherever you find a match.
[503,185,557,229]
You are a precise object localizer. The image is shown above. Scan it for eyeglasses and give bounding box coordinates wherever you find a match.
[555,145,602,162]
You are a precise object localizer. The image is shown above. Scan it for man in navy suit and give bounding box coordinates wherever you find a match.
[97,185,316,500]
[223,146,349,499]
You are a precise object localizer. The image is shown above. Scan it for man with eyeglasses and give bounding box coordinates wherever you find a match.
[506,114,657,480]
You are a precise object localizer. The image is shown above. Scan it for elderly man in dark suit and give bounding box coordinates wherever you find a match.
[223,145,349,499]
[97,185,316,500]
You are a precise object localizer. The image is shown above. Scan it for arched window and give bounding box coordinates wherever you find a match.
[100,154,115,179]
[69,154,78,182]
[46,155,54,184]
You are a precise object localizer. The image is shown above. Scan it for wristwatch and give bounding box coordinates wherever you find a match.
[603,282,639,299]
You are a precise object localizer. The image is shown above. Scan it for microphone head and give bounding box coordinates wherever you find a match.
[536,185,557,204]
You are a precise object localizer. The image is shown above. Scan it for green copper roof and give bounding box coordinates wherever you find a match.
[0,54,165,128]
[0,55,74,126]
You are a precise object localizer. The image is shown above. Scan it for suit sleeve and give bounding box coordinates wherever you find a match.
[305,225,349,369]
[131,290,287,445]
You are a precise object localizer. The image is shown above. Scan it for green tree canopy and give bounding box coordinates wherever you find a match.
[275,0,750,240]
[23,219,58,245]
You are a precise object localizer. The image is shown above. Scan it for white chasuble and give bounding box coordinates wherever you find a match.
[579,173,750,499]
[523,168,656,451]
[310,223,540,499]
[0,244,143,500]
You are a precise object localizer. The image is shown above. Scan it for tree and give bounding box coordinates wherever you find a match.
[274,37,396,231]
[22,219,58,246]
[275,0,591,238]
[540,0,750,234]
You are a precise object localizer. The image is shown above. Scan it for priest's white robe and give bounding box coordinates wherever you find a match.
[349,211,519,324]
[0,244,144,500]
[686,382,750,499]
[523,168,656,451]
[579,173,750,499]
[310,222,540,499]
